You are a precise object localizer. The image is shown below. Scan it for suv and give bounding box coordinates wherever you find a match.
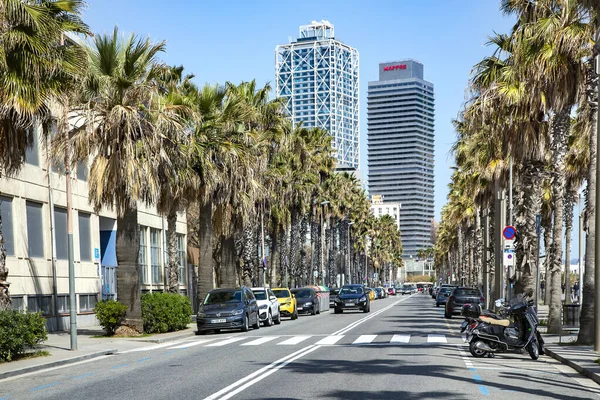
[251,287,281,326]
[196,286,260,334]
[444,287,485,319]
[435,285,458,307]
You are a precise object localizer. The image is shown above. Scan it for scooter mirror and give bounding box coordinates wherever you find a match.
[494,299,504,308]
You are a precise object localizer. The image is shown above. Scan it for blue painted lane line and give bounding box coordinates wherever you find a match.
[72,372,96,380]
[137,357,152,363]
[473,374,483,382]
[112,363,128,369]
[0,396,13,400]
[478,385,490,395]
[30,382,61,391]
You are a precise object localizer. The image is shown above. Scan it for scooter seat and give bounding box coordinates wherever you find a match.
[479,316,510,327]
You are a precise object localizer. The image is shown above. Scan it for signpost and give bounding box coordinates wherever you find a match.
[503,226,516,302]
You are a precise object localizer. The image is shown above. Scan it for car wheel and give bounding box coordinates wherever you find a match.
[311,307,316,316]
[252,313,260,330]
[291,310,298,320]
[264,311,273,327]
[363,304,370,313]
[241,315,249,332]
[213,329,220,334]
[274,310,281,325]
[195,330,206,336]
[334,308,342,314]
[436,303,440,308]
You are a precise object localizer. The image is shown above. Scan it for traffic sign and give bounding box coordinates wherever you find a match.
[503,226,516,240]
[503,248,515,266]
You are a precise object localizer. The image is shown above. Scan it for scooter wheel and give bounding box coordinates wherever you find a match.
[527,339,540,360]
[469,341,488,358]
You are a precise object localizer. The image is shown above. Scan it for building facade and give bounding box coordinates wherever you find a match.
[0,123,189,331]
[367,60,435,257]
[276,20,360,171]
[369,195,401,230]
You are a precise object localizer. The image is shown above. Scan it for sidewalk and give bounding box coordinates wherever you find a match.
[543,332,600,386]
[0,323,197,380]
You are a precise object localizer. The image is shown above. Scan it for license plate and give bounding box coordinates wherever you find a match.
[297,307,303,311]
[345,303,354,306]
[211,319,226,323]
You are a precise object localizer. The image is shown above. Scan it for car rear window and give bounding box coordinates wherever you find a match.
[292,289,313,298]
[439,287,453,294]
[454,289,480,296]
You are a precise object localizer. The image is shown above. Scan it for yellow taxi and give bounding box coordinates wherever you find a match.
[365,287,376,301]
[271,287,298,320]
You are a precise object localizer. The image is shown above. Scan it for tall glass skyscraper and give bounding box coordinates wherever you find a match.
[367,60,435,257]
[276,20,360,170]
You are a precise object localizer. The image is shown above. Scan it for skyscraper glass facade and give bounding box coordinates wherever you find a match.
[367,60,435,257]
[276,20,360,170]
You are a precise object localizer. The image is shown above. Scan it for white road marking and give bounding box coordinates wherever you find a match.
[390,334,411,343]
[427,334,447,343]
[352,335,377,345]
[278,335,311,345]
[206,337,247,347]
[241,336,279,346]
[168,338,218,349]
[315,335,344,345]
[121,342,179,353]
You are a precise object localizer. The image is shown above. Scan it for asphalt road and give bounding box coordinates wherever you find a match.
[1,293,599,400]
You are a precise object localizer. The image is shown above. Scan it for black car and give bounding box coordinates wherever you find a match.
[444,287,485,319]
[435,285,458,307]
[334,284,370,314]
[196,287,260,334]
[291,287,320,315]
[329,288,340,308]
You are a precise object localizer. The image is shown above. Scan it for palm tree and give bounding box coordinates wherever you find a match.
[0,0,88,310]
[66,27,170,331]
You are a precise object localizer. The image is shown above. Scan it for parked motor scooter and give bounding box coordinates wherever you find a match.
[464,295,545,360]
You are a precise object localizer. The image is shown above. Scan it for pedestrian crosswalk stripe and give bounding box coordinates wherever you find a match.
[169,338,217,349]
[206,337,247,347]
[390,334,411,343]
[278,335,311,345]
[427,334,447,343]
[315,335,344,345]
[241,336,279,346]
[353,335,377,345]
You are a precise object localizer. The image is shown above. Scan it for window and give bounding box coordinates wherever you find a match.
[0,196,14,256]
[79,293,97,312]
[177,234,186,285]
[77,161,89,181]
[139,226,148,284]
[150,228,162,284]
[25,128,39,166]
[54,207,67,259]
[78,213,91,261]
[57,294,70,314]
[27,295,52,316]
[26,201,44,258]
[11,296,24,312]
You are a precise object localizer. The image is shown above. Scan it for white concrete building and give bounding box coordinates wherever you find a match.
[370,195,401,230]
[0,123,188,331]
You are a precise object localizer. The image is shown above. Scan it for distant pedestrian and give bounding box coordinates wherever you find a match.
[541,281,545,300]
[574,281,580,301]
[561,283,565,294]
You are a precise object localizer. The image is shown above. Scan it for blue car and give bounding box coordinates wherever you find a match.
[435,285,458,307]
[334,284,370,314]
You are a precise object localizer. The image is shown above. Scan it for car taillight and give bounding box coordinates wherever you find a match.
[480,297,485,303]
[449,296,455,301]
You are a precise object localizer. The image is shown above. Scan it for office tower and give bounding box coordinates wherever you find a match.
[367,60,435,257]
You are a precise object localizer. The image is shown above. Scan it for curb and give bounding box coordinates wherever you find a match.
[545,347,600,386]
[0,349,117,380]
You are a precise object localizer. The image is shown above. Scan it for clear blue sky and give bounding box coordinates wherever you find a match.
[82,0,515,220]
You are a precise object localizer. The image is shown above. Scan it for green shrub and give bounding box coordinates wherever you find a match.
[0,310,48,362]
[94,300,128,335]
[141,292,192,334]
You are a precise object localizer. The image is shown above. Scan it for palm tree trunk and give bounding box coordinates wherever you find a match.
[0,205,10,310]
[563,185,577,305]
[475,208,483,289]
[310,212,319,285]
[289,209,300,287]
[220,235,237,287]
[547,108,571,334]
[269,227,278,286]
[299,215,308,286]
[116,205,143,332]
[578,57,599,344]
[166,209,179,293]
[197,201,214,308]
[514,161,544,297]
[241,224,254,286]
[543,214,552,305]
[279,227,289,287]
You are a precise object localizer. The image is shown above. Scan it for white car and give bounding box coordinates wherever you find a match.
[251,287,281,326]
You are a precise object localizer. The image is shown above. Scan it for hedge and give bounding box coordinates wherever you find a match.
[94,300,128,335]
[0,310,47,361]
[141,292,192,334]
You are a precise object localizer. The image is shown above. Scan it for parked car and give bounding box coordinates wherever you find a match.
[388,287,397,296]
[365,288,376,301]
[291,287,320,315]
[196,286,260,334]
[399,285,413,295]
[272,287,298,320]
[445,287,485,319]
[251,287,281,326]
[329,288,340,308]
[431,286,439,299]
[435,285,458,307]
[374,287,386,299]
[334,284,370,313]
